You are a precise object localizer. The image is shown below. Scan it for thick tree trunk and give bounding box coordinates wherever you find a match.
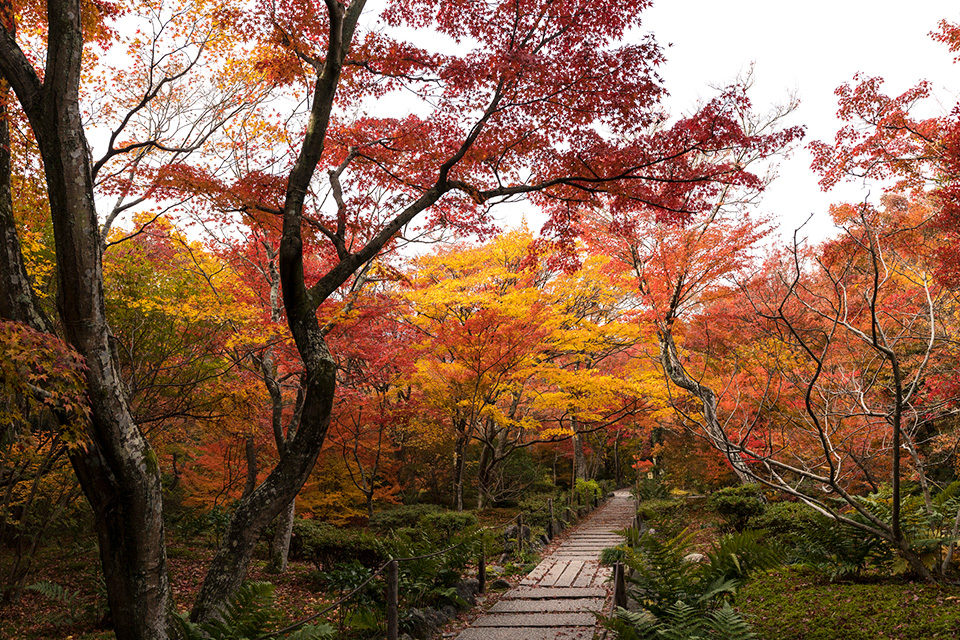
[191,340,338,621]
[0,2,173,637]
[267,498,295,573]
[39,80,172,640]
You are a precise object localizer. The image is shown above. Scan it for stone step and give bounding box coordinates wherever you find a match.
[474,612,597,627]
[457,628,594,640]
[490,598,605,613]
[505,587,606,599]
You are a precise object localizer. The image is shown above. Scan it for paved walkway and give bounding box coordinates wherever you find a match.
[456,490,636,640]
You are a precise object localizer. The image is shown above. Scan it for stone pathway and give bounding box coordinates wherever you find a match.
[456,490,636,640]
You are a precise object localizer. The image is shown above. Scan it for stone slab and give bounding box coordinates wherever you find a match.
[554,560,584,587]
[457,627,595,640]
[474,612,597,627]
[541,560,570,585]
[505,587,606,599]
[490,598,605,613]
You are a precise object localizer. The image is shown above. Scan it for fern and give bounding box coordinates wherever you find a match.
[176,582,335,640]
[602,527,769,638]
[705,603,757,639]
[24,581,72,603]
[608,602,756,640]
[794,520,878,581]
[704,529,782,583]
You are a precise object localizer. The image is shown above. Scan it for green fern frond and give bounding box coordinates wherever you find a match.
[24,581,72,603]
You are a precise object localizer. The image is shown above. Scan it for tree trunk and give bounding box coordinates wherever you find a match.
[190,338,338,621]
[242,435,257,500]
[267,498,295,573]
[0,79,46,330]
[476,440,492,510]
[0,2,174,637]
[192,0,369,618]
[658,328,753,484]
[454,432,466,512]
[572,417,588,481]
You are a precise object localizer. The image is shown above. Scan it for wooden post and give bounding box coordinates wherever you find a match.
[548,498,555,539]
[517,512,524,554]
[614,561,627,608]
[478,541,486,594]
[386,559,399,640]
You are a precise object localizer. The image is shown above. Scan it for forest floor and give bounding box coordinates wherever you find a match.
[0,535,340,640]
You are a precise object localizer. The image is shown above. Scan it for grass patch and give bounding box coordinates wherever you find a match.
[737,566,960,640]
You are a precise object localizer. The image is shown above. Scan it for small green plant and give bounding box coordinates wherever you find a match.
[23,581,72,603]
[793,518,883,581]
[600,545,630,566]
[574,478,603,505]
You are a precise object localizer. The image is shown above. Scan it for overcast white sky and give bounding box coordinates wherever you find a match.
[639,0,958,241]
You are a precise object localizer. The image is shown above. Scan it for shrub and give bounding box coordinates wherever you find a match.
[382,525,480,611]
[636,478,670,501]
[518,493,557,529]
[419,511,478,537]
[368,504,441,531]
[703,529,783,583]
[292,520,385,570]
[746,501,824,550]
[708,484,766,532]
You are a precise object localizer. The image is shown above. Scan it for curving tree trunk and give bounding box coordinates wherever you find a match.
[658,327,753,484]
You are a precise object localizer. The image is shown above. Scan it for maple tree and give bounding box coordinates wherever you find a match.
[0,0,803,635]
[402,231,650,509]
[809,19,960,284]
[324,287,409,518]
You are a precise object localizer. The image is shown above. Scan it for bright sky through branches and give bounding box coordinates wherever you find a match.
[642,0,958,241]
